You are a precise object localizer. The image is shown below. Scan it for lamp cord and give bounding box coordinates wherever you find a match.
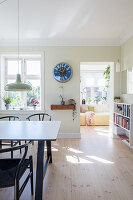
[0,0,20,74]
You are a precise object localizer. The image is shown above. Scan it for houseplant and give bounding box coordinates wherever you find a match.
[94,96,101,104]
[68,99,77,121]
[30,98,39,110]
[114,96,121,103]
[3,96,12,110]
[103,65,110,91]
[88,97,92,104]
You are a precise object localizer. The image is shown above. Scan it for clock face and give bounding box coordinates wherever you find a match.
[53,63,72,82]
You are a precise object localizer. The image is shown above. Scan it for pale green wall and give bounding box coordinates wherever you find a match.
[121,35,133,103]
[0,46,120,136]
[121,35,133,71]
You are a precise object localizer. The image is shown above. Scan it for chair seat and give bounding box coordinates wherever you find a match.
[0,159,30,188]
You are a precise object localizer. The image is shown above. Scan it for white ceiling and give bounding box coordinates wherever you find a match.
[0,0,133,46]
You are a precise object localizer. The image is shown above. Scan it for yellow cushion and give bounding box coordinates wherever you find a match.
[88,106,94,112]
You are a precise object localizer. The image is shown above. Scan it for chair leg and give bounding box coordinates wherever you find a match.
[19,141,22,154]
[30,156,34,195]
[14,179,19,200]
[11,141,13,158]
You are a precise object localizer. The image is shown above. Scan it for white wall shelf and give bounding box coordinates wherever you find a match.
[113,102,133,148]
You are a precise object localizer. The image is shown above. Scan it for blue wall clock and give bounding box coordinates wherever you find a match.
[53,63,72,82]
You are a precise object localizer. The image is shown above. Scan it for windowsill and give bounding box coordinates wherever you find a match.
[0,109,44,115]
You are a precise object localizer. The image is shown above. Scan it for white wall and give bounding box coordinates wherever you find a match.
[0,46,120,137]
[121,35,133,103]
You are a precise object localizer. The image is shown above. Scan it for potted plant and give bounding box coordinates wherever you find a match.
[114,96,121,103]
[30,98,39,110]
[3,96,12,110]
[68,99,77,121]
[88,97,92,104]
[94,96,101,104]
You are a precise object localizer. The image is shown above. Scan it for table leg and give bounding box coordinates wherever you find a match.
[46,140,52,163]
[35,140,44,200]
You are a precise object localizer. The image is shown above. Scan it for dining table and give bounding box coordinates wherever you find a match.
[0,120,61,200]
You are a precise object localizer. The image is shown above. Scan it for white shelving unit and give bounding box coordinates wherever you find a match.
[113,102,133,148]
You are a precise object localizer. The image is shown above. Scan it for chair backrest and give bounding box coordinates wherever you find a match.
[0,116,20,121]
[0,140,31,154]
[0,141,31,177]
[26,113,51,121]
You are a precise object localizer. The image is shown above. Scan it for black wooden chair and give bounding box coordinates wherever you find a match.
[26,113,51,146]
[0,141,33,200]
[26,113,51,121]
[0,116,21,158]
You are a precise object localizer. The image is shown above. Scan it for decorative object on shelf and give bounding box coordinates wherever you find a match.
[68,99,75,105]
[59,95,65,105]
[54,63,72,82]
[114,96,121,103]
[4,0,32,92]
[116,60,120,72]
[2,96,12,110]
[30,98,39,110]
[82,99,86,104]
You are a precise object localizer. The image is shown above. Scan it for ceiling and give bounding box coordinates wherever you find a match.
[0,0,133,46]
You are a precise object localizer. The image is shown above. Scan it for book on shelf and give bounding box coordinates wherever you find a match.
[116,104,130,117]
[114,113,130,130]
[117,134,128,139]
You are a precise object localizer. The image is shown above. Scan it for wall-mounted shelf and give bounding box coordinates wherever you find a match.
[51,105,74,110]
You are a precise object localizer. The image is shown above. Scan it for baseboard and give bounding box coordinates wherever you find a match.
[58,133,81,139]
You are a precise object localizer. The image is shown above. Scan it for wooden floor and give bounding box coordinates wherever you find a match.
[1,126,133,200]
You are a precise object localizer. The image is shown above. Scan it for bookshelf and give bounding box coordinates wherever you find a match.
[113,102,133,148]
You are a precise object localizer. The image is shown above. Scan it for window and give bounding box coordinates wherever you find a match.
[0,54,44,110]
[80,71,108,104]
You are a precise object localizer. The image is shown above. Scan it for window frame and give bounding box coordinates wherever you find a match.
[0,52,44,111]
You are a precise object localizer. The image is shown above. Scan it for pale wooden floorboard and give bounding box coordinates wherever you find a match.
[1,126,133,199]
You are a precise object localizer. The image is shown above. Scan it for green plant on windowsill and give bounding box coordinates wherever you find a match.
[3,96,12,104]
[88,97,92,104]
[2,96,12,110]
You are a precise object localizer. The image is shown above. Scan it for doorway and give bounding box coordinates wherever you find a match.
[80,62,114,135]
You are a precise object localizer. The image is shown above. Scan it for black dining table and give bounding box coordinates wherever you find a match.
[0,120,61,200]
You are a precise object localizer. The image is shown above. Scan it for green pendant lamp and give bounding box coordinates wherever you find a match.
[4,0,32,92]
[5,74,32,91]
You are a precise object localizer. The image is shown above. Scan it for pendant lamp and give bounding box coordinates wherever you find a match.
[4,0,32,91]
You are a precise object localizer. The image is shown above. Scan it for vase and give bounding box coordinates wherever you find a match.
[5,104,10,110]
[33,105,37,110]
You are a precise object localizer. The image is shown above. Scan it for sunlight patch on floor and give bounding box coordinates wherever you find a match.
[44,147,58,152]
[66,155,93,164]
[97,132,110,137]
[86,155,114,164]
[67,147,83,154]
